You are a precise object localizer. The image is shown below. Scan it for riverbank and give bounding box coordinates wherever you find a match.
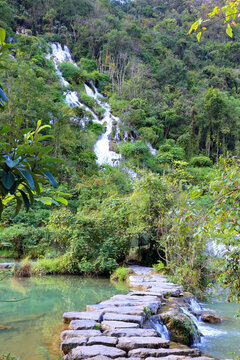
[60,266,219,360]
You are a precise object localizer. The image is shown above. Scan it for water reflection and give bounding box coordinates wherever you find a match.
[0,276,128,360]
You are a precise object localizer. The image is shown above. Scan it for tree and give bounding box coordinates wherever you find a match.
[189,1,240,41]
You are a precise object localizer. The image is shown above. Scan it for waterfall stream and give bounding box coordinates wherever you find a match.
[46,42,121,166]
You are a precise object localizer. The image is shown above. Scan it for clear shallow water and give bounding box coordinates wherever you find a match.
[0,276,128,360]
[197,298,240,359]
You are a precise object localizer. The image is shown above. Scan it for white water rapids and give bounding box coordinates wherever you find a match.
[46,42,121,166]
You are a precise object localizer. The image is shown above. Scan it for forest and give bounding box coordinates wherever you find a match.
[0,1,240,358]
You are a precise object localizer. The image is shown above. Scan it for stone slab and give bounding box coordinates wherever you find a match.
[103,328,158,338]
[103,313,143,324]
[117,337,169,351]
[61,337,87,354]
[69,320,97,330]
[128,348,201,358]
[102,306,145,316]
[63,311,103,323]
[88,336,117,346]
[61,330,102,341]
[101,321,139,330]
[70,345,126,359]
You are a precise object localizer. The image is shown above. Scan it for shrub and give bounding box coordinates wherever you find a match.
[33,254,75,275]
[110,267,133,282]
[190,156,213,168]
[80,92,96,109]
[87,122,105,136]
[0,355,20,360]
[13,258,33,278]
[59,62,85,84]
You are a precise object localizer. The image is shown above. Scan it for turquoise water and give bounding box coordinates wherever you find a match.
[197,298,240,359]
[0,276,128,360]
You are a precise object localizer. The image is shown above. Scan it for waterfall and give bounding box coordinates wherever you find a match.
[148,316,170,340]
[46,43,121,166]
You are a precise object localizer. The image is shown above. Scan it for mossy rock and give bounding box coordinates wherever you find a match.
[161,312,200,346]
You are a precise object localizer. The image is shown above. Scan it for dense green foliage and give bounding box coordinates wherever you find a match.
[0,0,240,305]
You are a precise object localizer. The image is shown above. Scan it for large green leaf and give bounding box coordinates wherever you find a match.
[41,170,57,187]
[16,168,35,190]
[19,190,30,212]
[1,171,15,190]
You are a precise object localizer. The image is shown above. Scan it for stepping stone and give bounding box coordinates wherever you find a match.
[69,320,97,330]
[70,345,126,359]
[61,330,102,341]
[103,313,143,325]
[102,306,145,316]
[111,294,160,301]
[63,311,103,323]
[117,337,169,351]
[88,336,117,346]
[61,337,87,354]
[100,301,160,315]
[103,328,158,338]
[101,321,139,330]
[128,348,201,358]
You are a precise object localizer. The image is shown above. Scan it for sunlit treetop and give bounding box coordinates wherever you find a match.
[188,0,240,41]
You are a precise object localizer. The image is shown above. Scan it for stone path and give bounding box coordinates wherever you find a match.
[61,266,215,360]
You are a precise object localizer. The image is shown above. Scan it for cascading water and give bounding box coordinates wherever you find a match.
[148,316,170,340]
[46,42,121,166]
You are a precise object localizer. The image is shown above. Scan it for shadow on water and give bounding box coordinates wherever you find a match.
[0,275,128,360]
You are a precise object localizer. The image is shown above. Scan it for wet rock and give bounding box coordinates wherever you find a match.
[116,336,169,351]
[69,320,97,330]
[128,347,201,358]
[101,321,139,330]
[88,336,117,346]
[103,313,143,325]
[160,311,200,346]
[61,337,87,354]
[70,345,126,359]
[103,328,158,338]
[201,310,221,324]
[61,330,102,341]
[63,311,103,324]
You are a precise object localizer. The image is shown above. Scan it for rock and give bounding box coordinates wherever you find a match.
[128,348,201,358]
[61,330,102,341]
[201,310,221,324]
[111,294,159,302]
[63,311,103,324]
[69,320,97,330]
[70,345,126,359]
[116,337,169,351]
[103,313,143,325]
[87,357,111,360]
[102,306,145,316]
[101,321,139,330]
[160,312,200,346]
[103,328,158,338]
[61,337,87,354]
[88,336,117,346]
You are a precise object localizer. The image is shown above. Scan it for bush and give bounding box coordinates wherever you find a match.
[80,92,96,109]
[59,62,85,84]
[33,254,75,275]
[13,258,33,278]
[87,122,105,136]
[110,267,133,282]
[190,156,213,168]
[0,355,20,360]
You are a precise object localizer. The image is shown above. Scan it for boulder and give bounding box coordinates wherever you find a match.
[61,337,87,354]
[88,336,117,346]
[69,320,97,330]
[63,311,103,324]
[103,328,158,338]
[61,330,102,341]
[101,321,139,330]
[201,310,221,324]
[128,348,201,358]
[103,313,143,325]
[116,337,169,351]
[70,345,126,359]
[160,312,200,346]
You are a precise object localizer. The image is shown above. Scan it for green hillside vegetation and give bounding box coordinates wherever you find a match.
[0,0,240,304]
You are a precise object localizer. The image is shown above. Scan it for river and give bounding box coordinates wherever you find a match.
[0,276,128,360]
